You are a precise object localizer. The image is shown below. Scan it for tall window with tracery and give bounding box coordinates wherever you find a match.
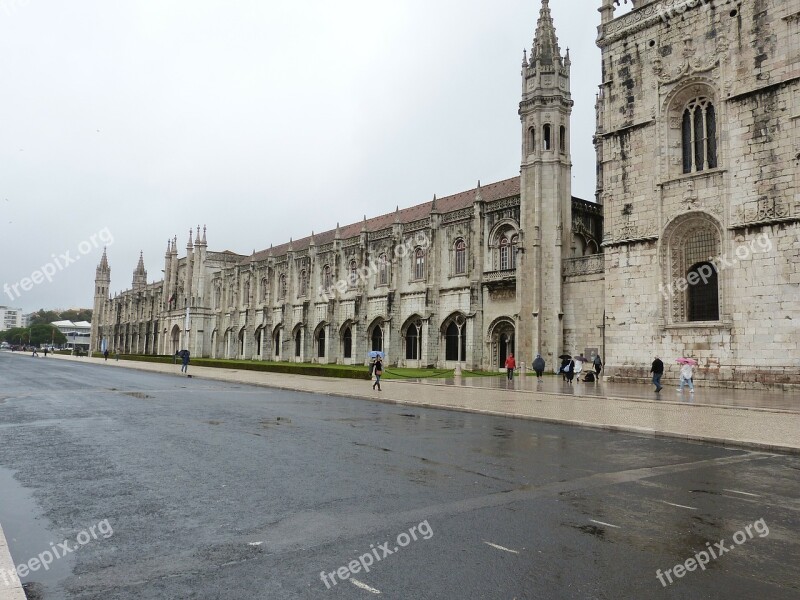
[348,260,358,287]
[299,270,307,296]
[278,274,286,299]
[322,265,332,290]
[378,254,388,286]
[454,239,466,275]
[414,248,425,280]
[260,277,268,303]
[682,97,717,174]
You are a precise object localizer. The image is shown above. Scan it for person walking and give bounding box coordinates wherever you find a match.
[650,356,664,393]
[505,353,516,381]
[573,356,583,382]
[532,354,545,382]
[678,362,695,394]
[564,358,575,384]
[180,349,190,374]
[104,348,109,361]
[43,347,48,357]
[593,355,602,378]
[372,356,383,391]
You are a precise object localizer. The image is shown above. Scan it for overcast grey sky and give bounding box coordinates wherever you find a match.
[0,0,631,312]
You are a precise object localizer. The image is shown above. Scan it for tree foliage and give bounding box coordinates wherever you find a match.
[27,308,92,326]
[0,325,67,346]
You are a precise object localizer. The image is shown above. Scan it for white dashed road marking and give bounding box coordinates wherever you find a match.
[723,489,761,497]
[350,579,381,594]
[484,541,520,554]
[589,519,621,529]
[661,500,698,510]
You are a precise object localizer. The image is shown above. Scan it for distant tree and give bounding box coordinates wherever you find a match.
[27,308,92,325]
[0,325,67,346]
[61,308,92,322]
[30,324,67,346]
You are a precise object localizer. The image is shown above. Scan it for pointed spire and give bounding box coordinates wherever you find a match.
[335,222,341,240]
[98,247,110,271]
[288,237,294,251]
[171,236,178,254]
[268,243,274,259]
[361,215,367,232]
[135,251,145,274]
[309,230,316,246]
[522,48,528,67]
[394,205,401,223]
[475,180,483,202]
[195,225,201,245]
[187,229,193,249]
[531,0,563,68]
[201,225,207,245]
[430,194,438,213]
[251,249,257,264]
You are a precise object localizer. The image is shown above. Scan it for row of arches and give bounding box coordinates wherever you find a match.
[205,314,518,369]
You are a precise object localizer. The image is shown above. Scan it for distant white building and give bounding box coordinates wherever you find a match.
[52,320,92,350]
[0,306,24,331]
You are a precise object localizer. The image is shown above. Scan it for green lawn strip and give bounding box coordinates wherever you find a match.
[88,353,505,381]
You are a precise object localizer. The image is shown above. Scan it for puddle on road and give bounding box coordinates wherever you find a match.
[0,466,74,595]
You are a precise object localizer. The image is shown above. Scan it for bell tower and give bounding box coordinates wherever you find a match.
[91,248,111,352]
[517,0,573,369]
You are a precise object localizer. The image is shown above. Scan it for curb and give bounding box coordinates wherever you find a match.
[33,353,800,456]
[0,524,25,600]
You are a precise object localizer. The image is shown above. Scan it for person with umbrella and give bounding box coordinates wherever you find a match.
[573,354,586,382]
[180,349,190,374]
[677,358,696,394]
[559,354,572,381]
[372,354,383,391]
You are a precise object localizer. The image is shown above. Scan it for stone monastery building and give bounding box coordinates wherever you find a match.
[92,0,800,388]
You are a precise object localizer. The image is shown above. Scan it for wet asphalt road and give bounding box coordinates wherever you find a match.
[0,352,798,600]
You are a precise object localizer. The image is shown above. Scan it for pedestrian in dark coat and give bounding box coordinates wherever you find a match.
[651,356,664,393]
[565,359,575,383]
[181,349,190,373]
[593,355,602,376]
[532,354,545,382]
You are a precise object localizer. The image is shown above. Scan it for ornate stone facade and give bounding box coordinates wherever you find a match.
[92,1,800,387]
[597,0,800,387]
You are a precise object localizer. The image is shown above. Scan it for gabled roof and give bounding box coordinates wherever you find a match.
[244,176,521,263]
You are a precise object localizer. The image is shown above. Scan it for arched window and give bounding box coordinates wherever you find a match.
[348,260,358,287]
[543,124,552,151]
[528,127,536,154]
[444,321,466,362]
[322,265,332,290]
[342,327,352,359]
[278,274,287,299]
[559,126,566,154]
[295,329,302,357]
[663,215,721,324]
[499,235,511,270]
[274,328,281,357]
[687,261,719,321]
[371,324,383,352]
[405,323,420,360]
[454,239,466,275]
[317,327,326,358]
[414,248,425,280]
[243,279,250,304]
[299,270,307,296]
[260,277,268,303]
[378,254,389,286]
[214,285,222,309]
[682,98,717,173]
